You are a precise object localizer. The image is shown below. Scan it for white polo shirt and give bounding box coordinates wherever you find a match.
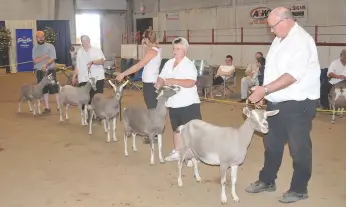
[263,22,321,103]
[159,56,200,108]
[328,58,346,85]
[76,46,106,83]
[219,65,235,80]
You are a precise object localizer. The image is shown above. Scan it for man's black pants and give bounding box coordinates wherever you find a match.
[259,99,317,194]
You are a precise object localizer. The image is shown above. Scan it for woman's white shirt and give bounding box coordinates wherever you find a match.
[159,56,200,108]
[142,47,162,83]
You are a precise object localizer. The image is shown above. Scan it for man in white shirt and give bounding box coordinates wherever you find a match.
[246,7,320,204]
[320,49,346,109]
[238,52,263,102]
[212,55,235,96]
[72,35,106,111]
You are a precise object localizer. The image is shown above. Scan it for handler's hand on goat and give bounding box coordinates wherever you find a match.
[116,73,125,82]
[248,86,266,103]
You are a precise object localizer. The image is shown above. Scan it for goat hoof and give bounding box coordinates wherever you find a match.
[132,148,138,152]
[178,180,183,187]
[331,120,335,124]
[232,196,240,203]
[106,140,111,143]
[113,139,118,142]
[159,159,165,164]
[125,153,129,157]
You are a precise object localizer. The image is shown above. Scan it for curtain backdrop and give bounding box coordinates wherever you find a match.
[5,20,37,73]
[36,20,72,66]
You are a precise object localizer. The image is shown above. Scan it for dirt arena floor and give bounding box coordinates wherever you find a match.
[0,71,345,207]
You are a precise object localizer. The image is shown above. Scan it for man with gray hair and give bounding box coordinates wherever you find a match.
[72,35,106,112]
[246,7,320,203]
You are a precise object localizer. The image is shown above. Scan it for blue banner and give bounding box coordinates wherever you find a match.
[16,29,34,72]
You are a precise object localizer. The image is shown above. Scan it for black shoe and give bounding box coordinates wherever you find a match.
[245,180,276,193]
[279,191,308,203]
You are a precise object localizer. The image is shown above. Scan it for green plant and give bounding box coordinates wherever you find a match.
[0,27,11,51]
[43,27,57,45]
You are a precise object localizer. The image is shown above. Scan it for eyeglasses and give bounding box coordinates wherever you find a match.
[270,18,287,29]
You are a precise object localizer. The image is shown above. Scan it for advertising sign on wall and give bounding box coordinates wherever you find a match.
[250,3,308,25]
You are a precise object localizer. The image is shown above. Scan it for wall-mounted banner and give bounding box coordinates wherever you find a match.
[250,3,308,25]
[249,7,272,25]
[289,4,308,22]
[16,29,34,72]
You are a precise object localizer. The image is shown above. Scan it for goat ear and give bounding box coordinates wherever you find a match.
[108,80,116,88]
[242,107,251,117]
[120,80,129,89]
[266,109,279,117]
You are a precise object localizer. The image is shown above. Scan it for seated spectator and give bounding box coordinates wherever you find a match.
[257,56,266,86]
[320,49,346,109]
[212,55,235,96]
[238,52,263,102]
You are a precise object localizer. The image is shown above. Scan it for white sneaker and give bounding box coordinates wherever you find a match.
[164,149,180,162]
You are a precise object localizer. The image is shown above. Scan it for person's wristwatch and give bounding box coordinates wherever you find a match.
[264,85,270,95]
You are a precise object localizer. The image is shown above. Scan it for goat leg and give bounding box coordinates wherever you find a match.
[192,158,201,182]
[112,117,117,142]
[149,135,155,165]
[230,165,239,202]
[33,100,36,116]
[88,111,94,135]
[65,104,69,120]
[79,105,84,125]
[58,102,64,122]
[124,133,129,157]
[331,104,336,124]
[27,100,32,112]
[106,119,111,142]
[84,106,88,125]
[37,99,41,115]
[103,120,107,133]
[220,164,228,204]
[132,133,137,151]
[157,134,164,163]
[177,156,184,187]
[18,97,23,113]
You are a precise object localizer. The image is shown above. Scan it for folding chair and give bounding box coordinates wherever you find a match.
[127,68,143,91]
[159,58,169,73]
[212,75,235,98]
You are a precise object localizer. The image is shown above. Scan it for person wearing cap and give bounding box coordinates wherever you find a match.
[154,37,201,162]
[72,35,106,113]
[32,30,59,114]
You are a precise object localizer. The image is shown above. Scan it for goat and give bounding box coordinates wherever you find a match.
[88,80,128,142]
[58,77,97,125]
[328,80,346,123]
[176,102,279,204]
[18,73,55,115]
[122,85,180,165]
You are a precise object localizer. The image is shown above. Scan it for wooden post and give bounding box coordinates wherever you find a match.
[314,25,318,43]
[241,27,244,43]
[187,29,190,42]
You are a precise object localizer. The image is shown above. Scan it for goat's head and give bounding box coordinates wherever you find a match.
[87,76,98,90]
[42,73,55,85]
[109,80,129,100]
[243,105,279,134]
[156,85,181,100]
